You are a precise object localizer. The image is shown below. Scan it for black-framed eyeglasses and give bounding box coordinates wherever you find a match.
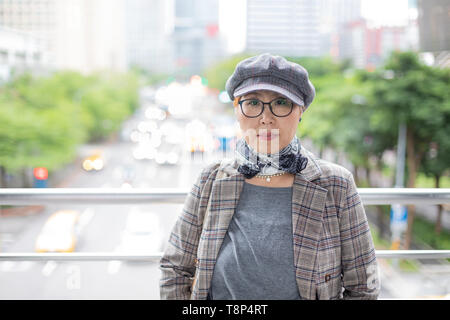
[238,97,294,118]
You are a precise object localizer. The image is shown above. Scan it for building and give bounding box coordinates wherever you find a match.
[124,0,175,75]
[318,0,363,59]
[172,0,226,76]
[0,0,56,71]
[339,18,418,69]
[53,0,127,73]
[245,0,321,57]
[417,0,450,68]
[339,19,367,68]
[0,0,127,74]
[417,0,449,52]
[0,26,46,81]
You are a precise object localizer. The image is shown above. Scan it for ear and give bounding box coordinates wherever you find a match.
[298,105,304,122]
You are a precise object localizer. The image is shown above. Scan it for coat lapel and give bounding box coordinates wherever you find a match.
[196,158,244,299]
[291,147,328,300]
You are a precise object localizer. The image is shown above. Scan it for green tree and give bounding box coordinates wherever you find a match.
[203,53,252,92]
[421,115,450,234]
[78,72,139,142]
[295,58,391,186]
[365,51,450,249]
[0,70,139,187]
[0,73,86,185]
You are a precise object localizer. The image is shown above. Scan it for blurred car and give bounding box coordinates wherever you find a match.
[145,106,167,121]
[132,144,158,160]
[188,136,205,153]
[211,116,238,153]
[116,210,162,256]
[35,210,80,253]
[82,151,104,171]
[160,121,184,145]
[185,119,215,154]
[155,143,182,165]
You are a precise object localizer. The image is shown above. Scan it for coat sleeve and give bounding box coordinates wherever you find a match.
[339,172,380,300]
[159,164,218,300]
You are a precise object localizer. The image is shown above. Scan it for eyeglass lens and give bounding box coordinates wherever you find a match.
[241,98,293,117]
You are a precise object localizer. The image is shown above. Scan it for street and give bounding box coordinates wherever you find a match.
[0,97,224,299]
[0,107,448,300]
[0,138,206,299]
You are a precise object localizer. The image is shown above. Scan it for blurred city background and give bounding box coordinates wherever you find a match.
[0,0,449,299]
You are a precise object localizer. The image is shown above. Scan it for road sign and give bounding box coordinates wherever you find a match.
[33,179,47,188]
[33,167,48,188]
[390,204,408,232]
[33,167,48,180]
[390,204,407,251]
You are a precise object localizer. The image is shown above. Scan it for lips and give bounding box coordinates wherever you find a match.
[258,133,273,137]
[257,131,278,140]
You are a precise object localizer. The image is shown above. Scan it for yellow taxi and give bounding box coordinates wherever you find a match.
[35,210,80,253]
[82,151,104,171]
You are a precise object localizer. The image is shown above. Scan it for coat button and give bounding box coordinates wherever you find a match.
[325,274,331,282]
[194,258,199,266]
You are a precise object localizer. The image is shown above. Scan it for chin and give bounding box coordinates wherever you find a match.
[254,144,279,155]
[245,135,285,154]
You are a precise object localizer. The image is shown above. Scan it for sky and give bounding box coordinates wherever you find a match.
[361,0,411,27]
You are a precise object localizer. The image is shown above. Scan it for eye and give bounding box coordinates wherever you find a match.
[246,99,260,106]
[275,98,288,105]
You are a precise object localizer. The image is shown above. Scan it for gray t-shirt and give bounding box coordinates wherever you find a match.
[208,181,301,300]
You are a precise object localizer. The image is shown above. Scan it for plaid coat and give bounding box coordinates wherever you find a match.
[160,147,380,300]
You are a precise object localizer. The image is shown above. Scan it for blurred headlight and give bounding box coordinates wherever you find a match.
[83,160,93,171]
[92,159,104,171]
[130,131,141,142]
[155,153,166,164]
[133,148,145,160]
[167,152,179,164]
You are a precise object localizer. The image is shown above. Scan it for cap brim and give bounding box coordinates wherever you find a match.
[234,83,305,107]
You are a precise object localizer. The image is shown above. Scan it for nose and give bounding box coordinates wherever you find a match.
[259,105,275,124]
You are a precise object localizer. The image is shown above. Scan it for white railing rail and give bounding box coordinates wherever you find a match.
[0,250,449,261]
[1,188,450,261]
[0,187,449,205]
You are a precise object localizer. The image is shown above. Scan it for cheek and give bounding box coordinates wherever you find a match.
[236,109,252,129]
[280,117,300,139]
[286,111,300,125]
[234,107,241,121]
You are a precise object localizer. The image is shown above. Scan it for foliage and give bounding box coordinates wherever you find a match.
[296,58,394,180]
[364,51,450,185]
[412,215,450,251]
[0,70,139,174]
[203,53,253,92]
[203,51,450,189]
[79,72,139,141]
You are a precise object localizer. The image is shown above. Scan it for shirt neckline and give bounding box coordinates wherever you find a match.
[243,181,293,191]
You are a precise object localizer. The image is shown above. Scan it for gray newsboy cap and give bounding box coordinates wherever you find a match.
[225,53,315,109]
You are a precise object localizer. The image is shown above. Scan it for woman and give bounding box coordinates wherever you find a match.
[160,53,380,300]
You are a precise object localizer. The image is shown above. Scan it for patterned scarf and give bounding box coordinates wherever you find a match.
[235,135,308,179]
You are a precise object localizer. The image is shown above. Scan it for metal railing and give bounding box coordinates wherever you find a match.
[0,250,449,261]
[1,187,450,205]
[1,188,450,262]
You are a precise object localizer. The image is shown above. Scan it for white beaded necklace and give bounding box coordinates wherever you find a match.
[255,171,286,182]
